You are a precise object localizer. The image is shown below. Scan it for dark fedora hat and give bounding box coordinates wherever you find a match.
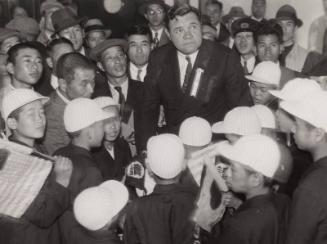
[222,6,247,23]
[275,4,303,27]
[89,38,128,62]
[51,8,85,35]
[138,0,170,15]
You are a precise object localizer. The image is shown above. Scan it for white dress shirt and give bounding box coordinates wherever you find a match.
[241,56,256,74]
[177,50,199,87]
[108,78,129,104]
[129,62,148,82]
[150,27,164,41]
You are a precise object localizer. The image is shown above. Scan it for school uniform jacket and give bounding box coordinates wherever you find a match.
[137,39,253,151]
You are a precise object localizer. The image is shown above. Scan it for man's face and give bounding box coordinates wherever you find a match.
[291,117,317,151]
[8,48,43,86]
[103,106,121,142]
[278,19,296,43]
[257,34,281,63]
[169,12,202,55]
[234,31,255,55]
[128,34,151,67]
[12,100,46,139]
[145,4,165,28]
[50,43,74,72]
[276,107,295,133]
[86,31,106,49]
[225,160,251,193]
[59,25,84,51]
[249,81,276,105]
[101,46,127,78]
[252,0,266,19]
[66,68,95,99]
[0,36,20,54]
[206,3,222,26]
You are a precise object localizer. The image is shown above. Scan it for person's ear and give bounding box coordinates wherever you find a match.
[7,118,18,130]
[249,172,264,188]
[6,62,14,75]
[46,57,53,69]
[97,61,104,72]
[313,127,326,143]
[144,13,149,21]
[58,78,68,92]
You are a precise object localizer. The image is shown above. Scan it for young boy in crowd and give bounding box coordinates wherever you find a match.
[71,180,128,244]
[124,133,197,244]
[0,88,72,244]
[53,98,108,244]
[217,134,290,243]
[93,96,132,181]
[280,90,327,244]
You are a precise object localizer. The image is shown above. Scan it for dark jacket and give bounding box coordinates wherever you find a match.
[218,193,290,244]
[124,183,197,244]
[92,137,132,181]
[285,156,327,244]
[137,40,252,151]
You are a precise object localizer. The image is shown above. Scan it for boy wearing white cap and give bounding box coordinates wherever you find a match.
[53,98,109,243]
[0,88,73,244]
[124,133,197,244]
[217,134,290,243]
[71,180,128,244]
[279,91,327,244]
[92,96,132,181]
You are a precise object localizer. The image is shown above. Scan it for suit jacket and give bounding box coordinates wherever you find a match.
[137,40,252,151]
[92,137,132,181]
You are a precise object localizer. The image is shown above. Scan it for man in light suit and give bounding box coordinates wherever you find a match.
[137,5,252,151]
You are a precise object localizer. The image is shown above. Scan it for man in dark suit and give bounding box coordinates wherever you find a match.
[90,39,143,155]
[137,5,252,151]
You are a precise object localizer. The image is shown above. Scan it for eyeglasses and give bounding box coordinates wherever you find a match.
[147,9,164,15]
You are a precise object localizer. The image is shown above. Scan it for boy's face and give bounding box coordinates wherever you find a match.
[249,81,276,105]
[275,107,295,133]
[278,19,296,43]
[65,68,95,99]
[234,31,255,55]
[291,117,317,150]
[128,34,151,67]
[251,0,266,19]
[8,48,43,86]
[145,4,165,28]
[86,31,106,49]
[59,24,84,51]
[10,100,46,139]
[256,34,281,63]
[103,106,121,142]
[1,36,20,54]
[225,160,251,193]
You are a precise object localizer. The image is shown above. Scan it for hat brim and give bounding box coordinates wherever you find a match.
[89,39,128,61]
[246,75,279,86]
[268,90,285,100]
[211,121,226,134]
[52,16,86,38]
[280,100,314,127]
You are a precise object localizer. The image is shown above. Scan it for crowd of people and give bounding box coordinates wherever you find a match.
[0,0,327,243]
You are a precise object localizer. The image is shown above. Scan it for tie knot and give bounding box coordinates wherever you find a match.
[186,55,191,63]
[114,86,122,93]
[154,32,158,38]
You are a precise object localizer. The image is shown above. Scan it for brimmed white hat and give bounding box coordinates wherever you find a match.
[2,89,49,121]
[280,90,327,132]
[64,98,110,133]
[212,106,261,136]
[219,134,281,178]
[179,116,212,147]
[73,180,128,231]
[147,134,185,179]
[246,61,281,86]
[269,78,321,101]
[252,104,276,129]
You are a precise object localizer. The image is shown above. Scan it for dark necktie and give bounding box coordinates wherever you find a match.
[182,55,192,93]
[153,32,159,48]
[114,86,125,105]
[243,60,249,75]
[136,69,142,81]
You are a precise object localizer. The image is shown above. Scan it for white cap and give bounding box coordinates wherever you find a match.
[73,180,128,231]
[280,90,327,132]
[269,78,321,101]
[93,96,119,109]
[179,116,212,147]
[64,98,110,133]
[219,134,281,178]
[246,61,281,86]
[252,105,276,129]
[212,106,261,136]
[2,89,49,121]
[147,134,185,179]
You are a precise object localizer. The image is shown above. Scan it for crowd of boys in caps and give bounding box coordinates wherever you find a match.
[0,0,327,243]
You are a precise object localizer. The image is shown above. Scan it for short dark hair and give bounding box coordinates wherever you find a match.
[126,24,152,41]
[254,19,283,44]
[167,4,201,22]
[56,52,95,83]
[7,42,41,64]
[206,0,223,10]
[47,37,73,55]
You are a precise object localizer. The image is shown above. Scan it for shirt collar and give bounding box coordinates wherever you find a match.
[177,50,199,66]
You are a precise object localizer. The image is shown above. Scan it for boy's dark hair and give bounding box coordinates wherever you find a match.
[206,0,223,10]
[254,19,283,44]
[7,42,41,64]
[126,24,152,41]
[56,52,95,83]
[47,37,73,55]
[167,4,201,23]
